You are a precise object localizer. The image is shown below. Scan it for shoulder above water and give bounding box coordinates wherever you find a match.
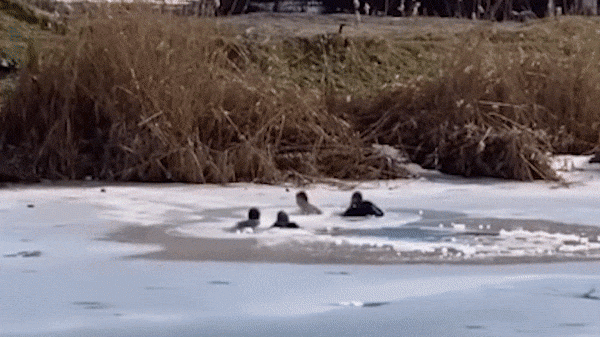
[296,191,322,215]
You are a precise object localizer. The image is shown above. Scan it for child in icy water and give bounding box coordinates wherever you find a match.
[295,191,322,215]
[342,191,384,217]
[271,211,299,229]
[235,208,260,232]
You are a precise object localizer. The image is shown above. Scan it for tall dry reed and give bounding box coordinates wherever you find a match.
[341,18,600,180]
[0,7,407,182]
[3,12,600,183]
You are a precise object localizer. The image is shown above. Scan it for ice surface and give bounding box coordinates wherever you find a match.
[2,155,600,336]
[2,259,600,336]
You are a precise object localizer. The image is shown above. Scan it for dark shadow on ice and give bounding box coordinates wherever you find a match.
[325,271,350,275]
[72,301,112,310]
[581,288,600,300]
[333,301,391,308]
[465,325,485,330]
[361,301,390,308]
[208,281,231,285]
[546,287,600,301]
[3,250,42,258]
[559,323,587,327]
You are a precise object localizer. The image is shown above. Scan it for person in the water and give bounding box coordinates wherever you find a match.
[296,191,322,215]
[342,191,384,217]
[235,208,260,231]
[271,211,299,229]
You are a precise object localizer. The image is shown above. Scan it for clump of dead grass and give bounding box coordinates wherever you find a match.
[239,30,441,95]
[0,7,408,183]
[337,17,600,180]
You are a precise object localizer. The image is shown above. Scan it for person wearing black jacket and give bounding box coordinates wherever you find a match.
[342,191,384,217]
[271,211,299,229]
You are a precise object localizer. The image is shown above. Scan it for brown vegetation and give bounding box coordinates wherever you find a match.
[0,9,406,183]
[1,10,600,183]
[339,19,600,180]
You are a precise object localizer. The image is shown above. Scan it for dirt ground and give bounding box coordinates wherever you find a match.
[214,12,527,37]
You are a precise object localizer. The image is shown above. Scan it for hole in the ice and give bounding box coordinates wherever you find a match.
[325,271,350,275]
[388,208,466,220]
[72,301,112,310]
[208,281,231,285]
[465,325,485,330]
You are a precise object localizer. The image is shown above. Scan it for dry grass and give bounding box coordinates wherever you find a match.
[0,7,408,182]
[2,12,600,183]
[337,17,600,180]
[258,33,440,94]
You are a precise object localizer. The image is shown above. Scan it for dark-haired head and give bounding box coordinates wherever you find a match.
[248,208,260,220]
[296,191,308,202]
[351,191,362,204]
[277,211,289,223]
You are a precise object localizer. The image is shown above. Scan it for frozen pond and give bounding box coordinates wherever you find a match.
[2,155,600,336]
[3,259,600,336]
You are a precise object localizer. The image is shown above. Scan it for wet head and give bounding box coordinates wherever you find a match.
[272,210,299,228]
[235,207,261,230]
[248,208,260,220]
[351,191,363,206]
[343,191,384,217]
[296,191,308,206]
[277,210,289,223]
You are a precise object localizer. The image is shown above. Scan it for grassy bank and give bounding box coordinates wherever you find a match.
[1,8,599,183]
